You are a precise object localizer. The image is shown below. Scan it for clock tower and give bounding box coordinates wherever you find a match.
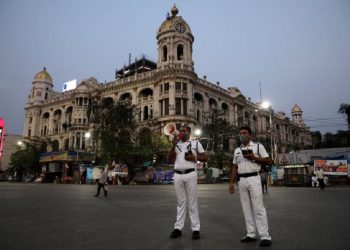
[155,5,198,130]
[156,5,194,71]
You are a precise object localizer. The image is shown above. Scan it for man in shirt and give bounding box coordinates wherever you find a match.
[168,124,208,240]
[229,125,272,247]
[315,167,325,190]
[94,167,108,197]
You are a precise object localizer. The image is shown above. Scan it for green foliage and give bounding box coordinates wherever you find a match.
[10,139,43,177]
[338,103,350,130]
[90,99,172,175]
[202,109,238,168]
[322,130,350,148]
[90,99,137,164]
[135,127,171,163]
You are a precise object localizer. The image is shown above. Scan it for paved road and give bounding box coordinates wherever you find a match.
[0,183,349,250]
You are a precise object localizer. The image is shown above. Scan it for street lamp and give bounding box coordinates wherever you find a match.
[260,101,274,160]
[194,129,201,138]
[84,132,91,139]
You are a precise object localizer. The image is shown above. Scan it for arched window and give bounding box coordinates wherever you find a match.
[163,46,168,61]
[52,140,59,151]
[143,106,149,120]
[64,139,69,151]
[177,44,184,60]
[197,110,201,122]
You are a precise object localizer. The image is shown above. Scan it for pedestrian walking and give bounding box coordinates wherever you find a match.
[94,167,108,197]
[229,125,272,247]
[260,168,268,194]
[168,124,208,240]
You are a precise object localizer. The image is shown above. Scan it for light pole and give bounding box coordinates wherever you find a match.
[194,129,201,139]
[85,132,91,150]
[261,101,274,160]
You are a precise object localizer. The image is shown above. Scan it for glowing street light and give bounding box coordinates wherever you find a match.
[260,100,274,160]
[261,100,271,109]
[84,132,91,139]
[194,129,202,137]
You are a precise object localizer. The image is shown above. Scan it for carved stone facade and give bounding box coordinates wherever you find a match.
[23,5,312,155]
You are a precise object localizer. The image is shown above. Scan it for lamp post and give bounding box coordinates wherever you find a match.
[194,129,201,139]
[85,131,91,149]
[17,141,24,147]
[261,101,274,160]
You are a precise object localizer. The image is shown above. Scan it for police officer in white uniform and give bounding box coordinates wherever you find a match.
[229,125,272,247]
[168,124,208,240]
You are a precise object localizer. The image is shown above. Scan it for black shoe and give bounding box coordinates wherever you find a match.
[170,229,182,238]
[260,239,272,247]
[240,236,257,243]
[192,231,200,240]
[93,195,98,197]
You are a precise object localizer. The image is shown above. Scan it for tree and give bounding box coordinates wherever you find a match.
[338,103,350,130]
[10,139,44,179]
[135,126,171,163]
[90,99,137,164]
[202,110,238,169]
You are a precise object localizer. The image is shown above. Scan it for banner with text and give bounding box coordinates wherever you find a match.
[314,160,348,176]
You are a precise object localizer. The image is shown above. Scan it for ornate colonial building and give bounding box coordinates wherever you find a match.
[23,5,312,158]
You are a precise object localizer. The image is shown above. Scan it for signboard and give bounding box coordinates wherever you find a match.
[62,79,77,92]
[278,153,309,164]
[314,159,348,176]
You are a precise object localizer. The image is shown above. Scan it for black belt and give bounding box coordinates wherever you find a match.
[174,168,195,175]
[238,172,258,178]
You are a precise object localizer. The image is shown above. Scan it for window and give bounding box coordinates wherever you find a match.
[28,129,31,137]
[76,132,81,149]
[197,110,201,121]
[175,82,181,92]
[163,46,168,61]
[176,98,181,114]
[182,83,187,91]
[143,106,149,120]
[164,98,169,115]
[183,99,187,115]
[177,44,184,60]
[45,93,48,99]
[164,83,169,91]
[160,101,163,116]
[29,117,33,124]
[64,139,69,151]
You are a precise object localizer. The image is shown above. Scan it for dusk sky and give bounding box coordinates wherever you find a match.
[1,0,349,135]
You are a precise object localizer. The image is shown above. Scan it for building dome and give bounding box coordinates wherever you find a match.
[157,5,192,36]
[75,83,90,94]
[33,67,52,83]
[291,104,302,113]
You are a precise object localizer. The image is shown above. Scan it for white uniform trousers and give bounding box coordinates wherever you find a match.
[173,171,200,231]
[238,175,271,240]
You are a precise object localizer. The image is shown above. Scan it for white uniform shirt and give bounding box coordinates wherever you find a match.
[174,139,205,170]
[315,169,324,179]
[99,171,107,183]
[233,141,269,174]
